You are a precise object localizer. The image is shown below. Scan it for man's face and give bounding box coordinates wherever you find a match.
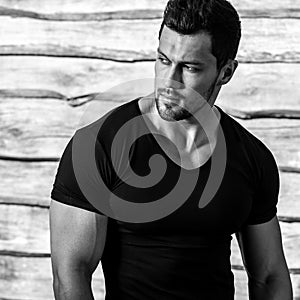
[155,26,219,121]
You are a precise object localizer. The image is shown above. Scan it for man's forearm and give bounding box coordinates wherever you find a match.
[53,271,94,300]
[248,273,293,300]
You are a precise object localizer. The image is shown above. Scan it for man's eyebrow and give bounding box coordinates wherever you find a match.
[157,48,205,66]
[157,48,168,58]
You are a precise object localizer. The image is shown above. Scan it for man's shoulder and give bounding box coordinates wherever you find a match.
[76,97,142,141]
[220,107,275,162]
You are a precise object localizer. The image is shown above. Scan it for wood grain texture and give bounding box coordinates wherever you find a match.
[1,97,300,169]
[0,206,50,253]
[0,0,167,14]
[0,7,164,21]
[0,18,299,62]
[0,0,298,14]
[0,58,299,109]
[1,6,299,21]
[0,160,57,202]
[276,172,300,221]
[0,205,299,270]
[0,57,155,98]
[223,108,300,120]
[0,89,66,100]
[0,195,50,209]
[0,98,121,160]
[233,118,300,170]
[0,256,104,299]
[0,255,299,299]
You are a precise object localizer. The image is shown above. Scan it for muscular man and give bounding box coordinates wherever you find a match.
[49,0,293,299]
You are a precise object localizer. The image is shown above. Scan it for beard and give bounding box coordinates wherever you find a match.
[155,97,192,121]
[155,84,215,122]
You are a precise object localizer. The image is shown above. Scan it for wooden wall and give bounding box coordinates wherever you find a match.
[0,0,299,298]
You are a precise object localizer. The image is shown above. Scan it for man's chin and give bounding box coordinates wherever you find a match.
[158,105,192,122]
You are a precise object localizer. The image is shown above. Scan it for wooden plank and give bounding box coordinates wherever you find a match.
[0,195,49,209]
[0,6,299,22]
[223,108,300,120]
[0,57,299,108]
[0,18,299,62]
[225,0,299,11]
[0,0,298,14]
[0,161,57,203]
[0,256,104,299]
[218,60,300,111]
[277,172,300,221]
[1,98,300,168]
[0,255,298,299]
[0,206,50,254]
[0,205,299,269]
[0,7,165,22]
[0,98,122,160]
[234,118,300,170]
[0,57,155,98]
[234,270,249,300]
[0,89,65,100]
[0,0,167,14]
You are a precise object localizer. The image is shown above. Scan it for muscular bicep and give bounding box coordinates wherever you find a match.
[236,216,288,282]
[49,199,108,276]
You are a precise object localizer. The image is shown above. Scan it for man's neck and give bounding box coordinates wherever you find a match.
[145,97,221,154]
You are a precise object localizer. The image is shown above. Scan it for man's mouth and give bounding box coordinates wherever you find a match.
[159,93,181,102]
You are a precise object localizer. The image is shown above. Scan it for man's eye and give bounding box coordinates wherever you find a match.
[158,57,170,65]
[184,65,200,73]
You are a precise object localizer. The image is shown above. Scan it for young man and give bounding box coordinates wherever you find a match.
[50,0,293,299]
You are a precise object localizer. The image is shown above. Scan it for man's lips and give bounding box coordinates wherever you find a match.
[159,93,181,102]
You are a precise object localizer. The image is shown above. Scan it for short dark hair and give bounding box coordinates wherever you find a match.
[158,0,241,69]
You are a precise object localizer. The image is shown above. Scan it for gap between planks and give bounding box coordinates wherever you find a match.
[1,47,300,63]
[0,7,300,21]
[1,89,300,120]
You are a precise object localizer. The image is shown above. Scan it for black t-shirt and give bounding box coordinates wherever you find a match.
[51,98,279,300]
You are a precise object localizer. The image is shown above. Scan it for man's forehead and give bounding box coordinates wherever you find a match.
[159,26,214,62]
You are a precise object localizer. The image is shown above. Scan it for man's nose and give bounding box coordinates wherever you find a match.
[164,66,182,89]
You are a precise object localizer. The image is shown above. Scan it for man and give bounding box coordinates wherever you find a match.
[50,0,293,299]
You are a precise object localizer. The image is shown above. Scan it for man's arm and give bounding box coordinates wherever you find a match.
[49,200,108,300]
[236,216,293,300]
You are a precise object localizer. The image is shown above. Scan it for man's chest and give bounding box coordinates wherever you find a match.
[110,138,256,236]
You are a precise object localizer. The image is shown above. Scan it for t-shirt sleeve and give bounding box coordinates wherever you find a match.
[51,132,113,215]
[245,147,280,225]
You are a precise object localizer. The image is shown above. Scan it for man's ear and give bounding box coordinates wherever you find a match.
[218,59,238,86]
